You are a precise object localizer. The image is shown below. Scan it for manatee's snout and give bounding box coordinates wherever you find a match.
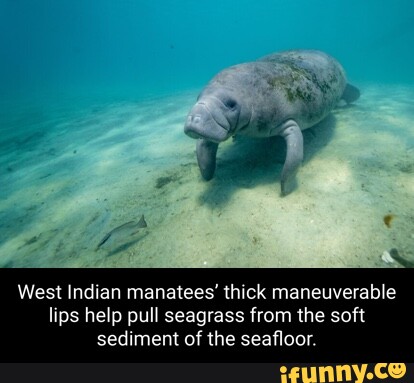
[184,102,230,143]
[184,113,206,139]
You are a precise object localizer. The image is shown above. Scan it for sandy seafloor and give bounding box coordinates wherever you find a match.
[1,84,413,268]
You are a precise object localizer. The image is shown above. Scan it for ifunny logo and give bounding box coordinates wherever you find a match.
[280,363,407,383]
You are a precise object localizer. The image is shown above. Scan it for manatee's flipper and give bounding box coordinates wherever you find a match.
[279,121,304,196]
[196,139,219,181]
[342,83,360,104]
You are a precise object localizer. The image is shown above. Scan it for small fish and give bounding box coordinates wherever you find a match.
[96,215,147,249]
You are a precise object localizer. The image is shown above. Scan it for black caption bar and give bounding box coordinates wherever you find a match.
[0,268,412,362]
[2,364,411,383]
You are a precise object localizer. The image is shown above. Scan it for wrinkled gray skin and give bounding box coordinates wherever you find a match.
[184,50,360,195]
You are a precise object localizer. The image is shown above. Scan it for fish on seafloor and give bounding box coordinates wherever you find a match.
[96,215,147,250]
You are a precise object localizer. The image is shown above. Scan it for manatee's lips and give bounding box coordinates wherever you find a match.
[184,102,230,143]
[199,102,231,132]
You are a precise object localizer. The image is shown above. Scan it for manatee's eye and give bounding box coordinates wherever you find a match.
[224,98,237,109]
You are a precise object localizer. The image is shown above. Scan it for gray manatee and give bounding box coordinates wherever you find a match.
[184,49,360,195]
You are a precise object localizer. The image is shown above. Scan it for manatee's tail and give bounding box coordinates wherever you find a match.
[342,83,360,104]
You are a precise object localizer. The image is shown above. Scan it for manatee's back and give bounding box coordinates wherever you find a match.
[256,50,347,128]
[200,50,347,137]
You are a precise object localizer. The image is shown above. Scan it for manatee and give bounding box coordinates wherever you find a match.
[184,49,360,195]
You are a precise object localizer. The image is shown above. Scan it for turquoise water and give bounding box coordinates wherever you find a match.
[1,1,413,268]
[2,0,414,102]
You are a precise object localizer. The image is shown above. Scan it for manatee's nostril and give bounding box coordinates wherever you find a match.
[187,115,201,125]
